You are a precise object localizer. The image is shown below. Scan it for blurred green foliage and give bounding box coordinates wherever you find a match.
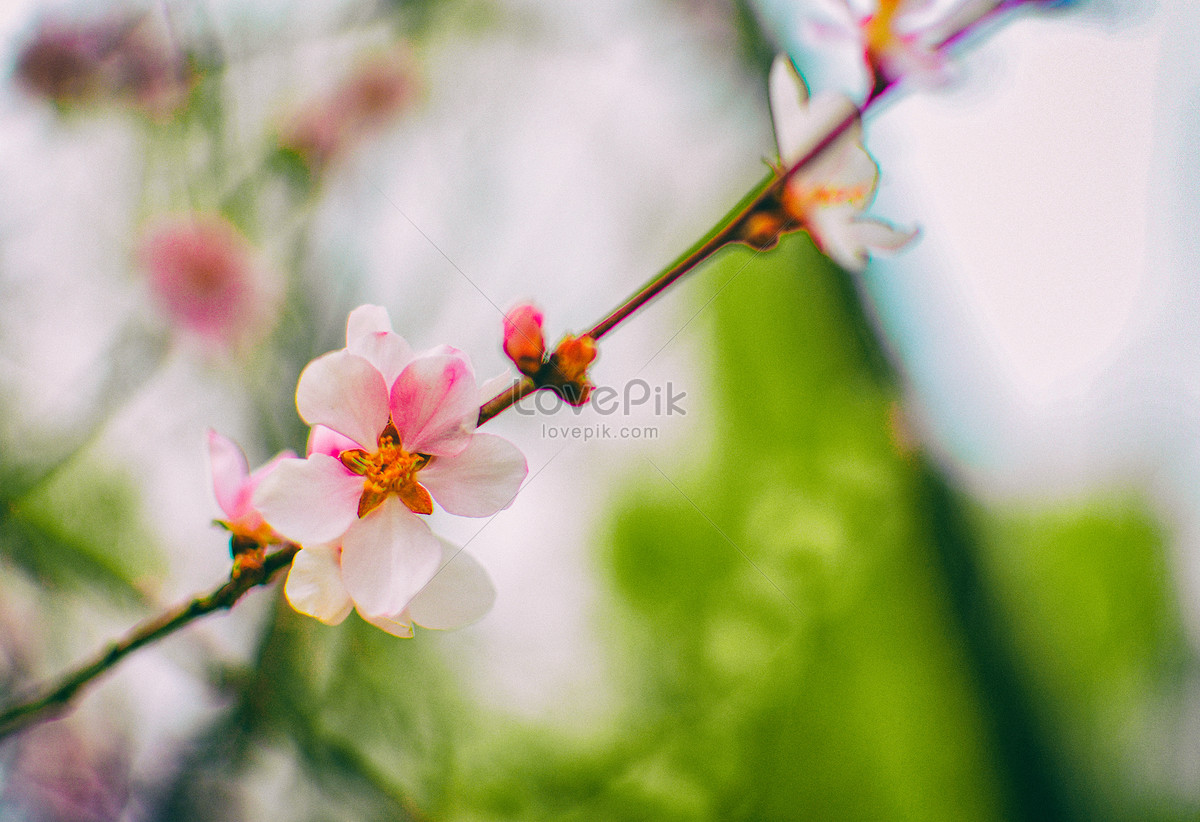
[1,457,160,604]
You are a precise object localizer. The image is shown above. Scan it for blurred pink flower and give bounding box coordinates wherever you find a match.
[206,430,295,545]
[15,14,191,117]
[279,49,419,175]
[138,215,281,349]
[769,55,915,271]
[254,305,526,632]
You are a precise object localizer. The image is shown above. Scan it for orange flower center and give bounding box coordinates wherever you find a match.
[339,420,432,517]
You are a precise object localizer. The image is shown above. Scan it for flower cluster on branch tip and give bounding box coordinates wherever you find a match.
[737,55,914,271]
[211,306,525,637]
[278,47,420,180]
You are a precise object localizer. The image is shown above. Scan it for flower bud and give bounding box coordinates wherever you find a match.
[549,334,598,406]
[738,210,785,250]
[503,303,547,376]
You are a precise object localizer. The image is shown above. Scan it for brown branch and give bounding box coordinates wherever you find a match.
[0,542,299,741]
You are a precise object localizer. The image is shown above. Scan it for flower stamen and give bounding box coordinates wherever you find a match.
[339,420,433,517]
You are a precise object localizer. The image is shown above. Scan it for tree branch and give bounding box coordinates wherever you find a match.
[0,543,299,740]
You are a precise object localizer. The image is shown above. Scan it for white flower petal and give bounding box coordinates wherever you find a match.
[898,0,936,17]
[285,545,353,625]
[346,306,413,386]
[345,304,393,340]
[791,94,869,192]
[360,611,415,638]
[253,454,362,545]
[770,58,861,169]
[391,352,479,457]
[851,217,919,254]
[808,205,870,272]
[769,55,810,162]
[420,433,527,517]
[339,497,442,618]
[207,430,249,520]
[409,540,496,630]
[296,350,390,448]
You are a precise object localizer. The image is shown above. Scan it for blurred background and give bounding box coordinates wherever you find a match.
[0,0,1195,819]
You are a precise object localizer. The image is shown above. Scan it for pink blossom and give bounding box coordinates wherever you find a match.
[769,55,915,271]
[207,431,295,545]
[254,305,527,631]
[138,214,281,349]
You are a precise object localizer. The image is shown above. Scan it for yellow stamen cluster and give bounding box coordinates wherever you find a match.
[340,421,432,517]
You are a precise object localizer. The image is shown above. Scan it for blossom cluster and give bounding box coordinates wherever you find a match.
[211,305,527,637]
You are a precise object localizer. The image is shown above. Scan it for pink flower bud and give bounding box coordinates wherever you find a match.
[502,303,547,376]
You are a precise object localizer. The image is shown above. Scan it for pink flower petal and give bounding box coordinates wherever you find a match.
[249,450,299,484]
[339,497,442,617]
[296,350,389,448]
[420,433,527,517]
[502,303,546,375]
[408,540,496,630]
[207,430,249,520]
[807,204,870,271]
[285,545,353,625]
[876,36,949,89]
[307,425,359,459]
[346,305,414,386]
[391,352,478,457]
[253,454,363,545]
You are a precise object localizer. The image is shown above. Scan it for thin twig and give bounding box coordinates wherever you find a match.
[0,543,299,740]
